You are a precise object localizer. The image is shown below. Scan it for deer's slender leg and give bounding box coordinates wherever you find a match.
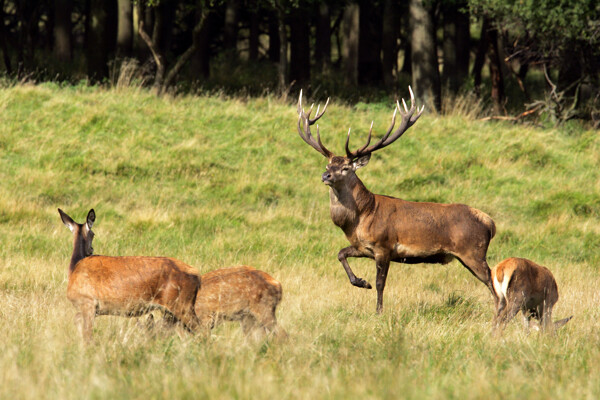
[375,256,391,313]
[493,297,507,329]
[493,297,521,336]
[338,246,372,289]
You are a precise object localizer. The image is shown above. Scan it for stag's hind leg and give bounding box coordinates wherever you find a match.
[375,256,391,314]
[338,246,372,289]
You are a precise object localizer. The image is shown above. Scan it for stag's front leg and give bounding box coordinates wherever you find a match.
[337,246,372,289]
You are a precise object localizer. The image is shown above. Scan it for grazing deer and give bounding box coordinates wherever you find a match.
[159,266,286,340]
[59,208,201,341]
[492,257,572,335]
[296,88,496,313]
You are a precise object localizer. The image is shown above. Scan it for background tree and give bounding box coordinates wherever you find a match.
[0,0,598,125]
[409,0,441,110]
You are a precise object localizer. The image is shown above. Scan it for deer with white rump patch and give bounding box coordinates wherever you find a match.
[492,257,572,335]
[59,208,201,341]
[296,87,497,313]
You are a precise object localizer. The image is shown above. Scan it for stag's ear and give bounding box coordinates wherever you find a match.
[86,209,96,229]
[59,208,76,232]
[352,154,371,170]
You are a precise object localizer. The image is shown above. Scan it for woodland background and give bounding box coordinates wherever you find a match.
[1,0,599,125]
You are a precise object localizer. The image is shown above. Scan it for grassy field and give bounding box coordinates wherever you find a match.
[0,83,599,399]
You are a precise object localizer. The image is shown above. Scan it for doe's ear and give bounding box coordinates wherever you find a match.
[352,154,371,170]
[58,208,76,232]
[86,209,96,229]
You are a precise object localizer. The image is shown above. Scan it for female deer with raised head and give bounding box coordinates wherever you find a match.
[492,257,572,335]
[59,208,201,341]
[296,88,496,313]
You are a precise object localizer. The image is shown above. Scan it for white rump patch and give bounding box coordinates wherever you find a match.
[493,273,511,301]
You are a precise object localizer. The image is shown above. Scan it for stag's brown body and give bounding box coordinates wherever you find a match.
[492,257,571,334]
[60,209,200,341]
[297,88,496,312]
[192,266,285,339]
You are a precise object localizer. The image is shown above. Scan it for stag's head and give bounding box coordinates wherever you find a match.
[59,208,96,256]
[297,88,424,189]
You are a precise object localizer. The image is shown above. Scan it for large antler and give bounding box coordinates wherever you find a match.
[297,90,334,158]
[345,86,425,160]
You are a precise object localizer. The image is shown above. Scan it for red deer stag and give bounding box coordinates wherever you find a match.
[59,208,201,341]
[492,257,572,335]
[296,88,496,313]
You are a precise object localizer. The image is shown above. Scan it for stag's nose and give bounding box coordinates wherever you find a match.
[322,171,332,182]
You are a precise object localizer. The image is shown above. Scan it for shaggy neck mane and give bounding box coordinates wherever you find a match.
[329,174,375,234]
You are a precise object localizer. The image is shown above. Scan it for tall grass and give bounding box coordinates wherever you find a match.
[0,84,599,399]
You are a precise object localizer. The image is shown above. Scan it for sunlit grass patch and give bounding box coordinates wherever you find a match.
[0,85,598,399]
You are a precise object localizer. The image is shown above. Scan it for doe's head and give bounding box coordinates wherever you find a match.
[59,208,96,256]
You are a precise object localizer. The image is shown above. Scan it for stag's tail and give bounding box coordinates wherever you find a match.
[470,207,496,239]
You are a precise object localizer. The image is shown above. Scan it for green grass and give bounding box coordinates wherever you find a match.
[0,83,599,399]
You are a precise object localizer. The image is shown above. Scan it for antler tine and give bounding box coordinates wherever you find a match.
[355,121,375,155]
[316,124,331,156]
[347,87,423,159]
[345,127,353,158]
[308,97,329,124]
[296,90,333,158]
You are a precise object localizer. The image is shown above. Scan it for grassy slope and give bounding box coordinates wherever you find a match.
[0,84,599,399]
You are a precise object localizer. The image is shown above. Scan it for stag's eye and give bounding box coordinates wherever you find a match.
[341,166,350,172]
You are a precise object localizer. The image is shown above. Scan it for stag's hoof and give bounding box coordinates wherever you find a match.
[352,278,372,289]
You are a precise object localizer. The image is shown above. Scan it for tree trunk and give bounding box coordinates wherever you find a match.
[276,5,288,94]
[0,0,11,73]
[358,0,382,85]
[487,23,505,115]
[289,8,310,85]
[409,0,441,110]
[382,0,398,86]
[192,10,217,79]
[315,3,331,73]
[342,2,359,86]
[152,0,175,57]
[268,12,280,63]
[472,18,489,97]
[249,11,259,61]
[86,0,110,81]
[401,37,411,75]
[54,0,72,62]
[455,5,470,89]
[442,1,469,93]
[224,0,240,54]
[117,0,133,58]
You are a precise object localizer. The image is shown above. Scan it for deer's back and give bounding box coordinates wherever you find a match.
[67,255,200,313]
[196,266,282,319]
[358,196,495,252]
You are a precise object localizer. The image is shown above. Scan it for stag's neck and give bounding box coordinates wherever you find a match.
[329,176,375,234]
[69,236,87,276]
